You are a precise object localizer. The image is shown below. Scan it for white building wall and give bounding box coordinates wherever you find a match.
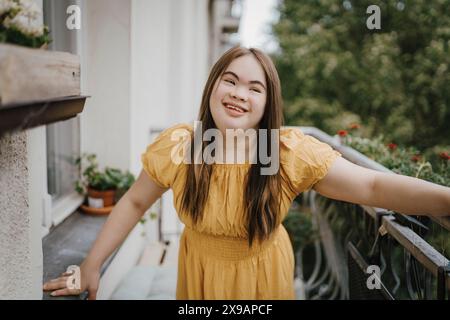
[163,0,210,238]
[129,0,172,176]
[80,0,132,172]
[129,0,209,175]
[26,127,47,299]
[79,0,211,177]
[27,0,46,300]
[129,0,210,239]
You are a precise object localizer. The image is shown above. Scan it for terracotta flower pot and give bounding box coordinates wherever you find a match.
[87,187,116,208]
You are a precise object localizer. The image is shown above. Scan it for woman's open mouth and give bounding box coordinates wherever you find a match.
[223,102,248,117]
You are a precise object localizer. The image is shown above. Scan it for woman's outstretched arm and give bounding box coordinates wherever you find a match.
[43,170,167,299]
[313,157,450,216]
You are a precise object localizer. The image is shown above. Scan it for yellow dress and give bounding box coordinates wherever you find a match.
[141,123,341,300]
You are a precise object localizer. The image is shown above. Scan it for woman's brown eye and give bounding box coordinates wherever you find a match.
[224,79,235,85]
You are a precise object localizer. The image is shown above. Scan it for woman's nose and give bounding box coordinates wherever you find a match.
[231,86,248,102]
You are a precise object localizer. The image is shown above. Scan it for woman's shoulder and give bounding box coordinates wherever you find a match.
[280,126,306,149]
[146,123,193,156]
[141,123,192,188]
[278,126,341,194]
[148,123,193,149]
[158,122,193,138]
[279,126,315,160]
[279,126,341,167]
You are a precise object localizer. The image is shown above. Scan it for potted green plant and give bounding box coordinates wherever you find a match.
[75,153,135,214]
[114,170,136,203]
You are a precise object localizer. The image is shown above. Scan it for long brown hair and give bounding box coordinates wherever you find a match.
[181,46,284,246]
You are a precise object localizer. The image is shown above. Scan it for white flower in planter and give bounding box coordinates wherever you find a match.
[3,15,44,37]
[0,0,50,48]
[0,0,18,16]
[16,0,40,15]
[2,0,44,37]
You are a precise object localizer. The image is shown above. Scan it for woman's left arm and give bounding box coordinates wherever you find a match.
[313,157,450,217]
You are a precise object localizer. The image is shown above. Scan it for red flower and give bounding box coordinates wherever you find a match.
[338,130,348,137]
[411,155,421,162]
[387,143,397,151]
[439,152,450,160]
[348,123,360,130]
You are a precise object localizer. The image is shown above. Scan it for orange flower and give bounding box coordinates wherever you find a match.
[411,155,421,162]
[348,123,360,130]
[387,143,397,151]
[337,130,348,137]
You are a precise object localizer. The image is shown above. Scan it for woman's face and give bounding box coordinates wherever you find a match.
[209,54,267,134]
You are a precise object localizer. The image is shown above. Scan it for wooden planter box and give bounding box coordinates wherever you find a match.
[0,43,80,105]
[0,44,86,136]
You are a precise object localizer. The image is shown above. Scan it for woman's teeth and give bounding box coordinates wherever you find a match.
[225,104,245,113]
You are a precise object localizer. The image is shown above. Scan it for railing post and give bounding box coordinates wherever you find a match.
[437,264,450,300]
[368,211,391,265]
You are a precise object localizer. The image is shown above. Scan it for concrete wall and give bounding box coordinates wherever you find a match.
[0,0,46,300]
[0,131,40,299]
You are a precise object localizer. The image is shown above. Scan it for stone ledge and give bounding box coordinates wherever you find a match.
[42,210,116,300]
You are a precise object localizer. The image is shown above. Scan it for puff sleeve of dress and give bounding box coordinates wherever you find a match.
[280,127,342,197]
[141,123,192,189]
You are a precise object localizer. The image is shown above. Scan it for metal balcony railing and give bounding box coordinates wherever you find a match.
[288,126,450,300]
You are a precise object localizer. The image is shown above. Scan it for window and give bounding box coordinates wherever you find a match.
[43,0,83,228]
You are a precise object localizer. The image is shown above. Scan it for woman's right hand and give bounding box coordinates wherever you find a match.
[42,261,100,300]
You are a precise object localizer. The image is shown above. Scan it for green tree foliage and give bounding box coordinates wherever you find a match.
[272,0,450,150]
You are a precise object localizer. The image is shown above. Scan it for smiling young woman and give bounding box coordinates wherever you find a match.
[43,46,450,300]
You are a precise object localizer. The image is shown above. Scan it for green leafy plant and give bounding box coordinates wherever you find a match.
[114,170,137,202]
[74,153,136,195]
[274,0,450,150]
[282,207,318,254]
[339,125,450,187]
